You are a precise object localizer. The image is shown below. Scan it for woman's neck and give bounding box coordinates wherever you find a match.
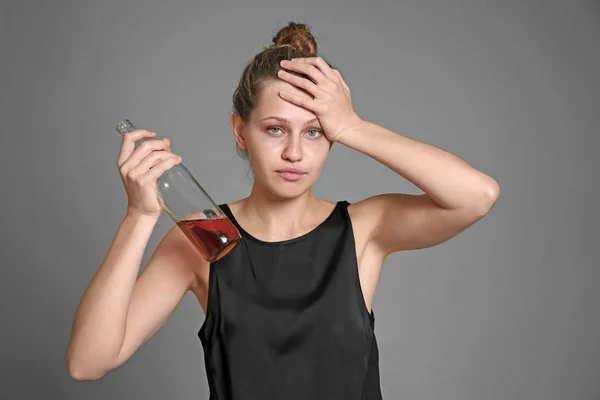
[232,188,332,242]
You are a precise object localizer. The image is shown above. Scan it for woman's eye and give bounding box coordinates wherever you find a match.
[267,127,283,135]
[266,127,321,138]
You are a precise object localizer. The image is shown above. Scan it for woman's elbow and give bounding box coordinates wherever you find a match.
[65,352,109,381]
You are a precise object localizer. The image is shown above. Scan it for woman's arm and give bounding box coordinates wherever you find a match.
[340,119,500,256]
[65,213,203,380]
[276,57,499,257]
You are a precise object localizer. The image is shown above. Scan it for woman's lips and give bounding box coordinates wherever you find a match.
[276,168,305,181]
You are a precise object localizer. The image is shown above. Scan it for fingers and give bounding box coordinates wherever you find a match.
[117,129,156,168]
[277,69,324,98]
[278,90,324,113]
[138,153,182,184]
[280,59,329,86]
[118,135,171,174]
[282,57,339,83]
[129,150,180,181]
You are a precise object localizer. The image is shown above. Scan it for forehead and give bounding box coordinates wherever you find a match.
[252,80,316,121]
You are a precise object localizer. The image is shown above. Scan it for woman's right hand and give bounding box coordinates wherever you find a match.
[117,129,183,220]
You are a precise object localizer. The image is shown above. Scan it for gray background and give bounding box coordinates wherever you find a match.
[2,0,599,399]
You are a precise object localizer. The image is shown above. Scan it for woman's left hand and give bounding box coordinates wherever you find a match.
[277,57,363,142]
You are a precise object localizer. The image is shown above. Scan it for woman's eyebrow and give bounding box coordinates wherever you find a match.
[260,116,319,126]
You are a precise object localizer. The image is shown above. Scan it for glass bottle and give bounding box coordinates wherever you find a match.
[116,119,241,262]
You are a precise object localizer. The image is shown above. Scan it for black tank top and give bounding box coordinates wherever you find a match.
[198,200,383,399]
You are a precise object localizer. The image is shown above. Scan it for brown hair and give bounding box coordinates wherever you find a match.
[232,22,334,159]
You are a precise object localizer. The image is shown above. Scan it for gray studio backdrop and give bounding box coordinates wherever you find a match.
[2,0,599,399]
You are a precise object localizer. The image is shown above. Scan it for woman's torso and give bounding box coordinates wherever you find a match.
[191,199,385,399]
[192,200,383,316]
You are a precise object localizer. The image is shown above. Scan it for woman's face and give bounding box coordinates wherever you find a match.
[232,79,332,199]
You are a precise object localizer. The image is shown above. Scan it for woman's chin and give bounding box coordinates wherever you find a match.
[267,180,313,200]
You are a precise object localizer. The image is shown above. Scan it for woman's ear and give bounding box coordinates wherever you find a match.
[230,112,247,151]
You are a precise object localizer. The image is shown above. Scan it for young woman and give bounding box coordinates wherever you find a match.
[65,22,499,399]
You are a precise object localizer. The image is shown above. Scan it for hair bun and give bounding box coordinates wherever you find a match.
[271,22,317,55]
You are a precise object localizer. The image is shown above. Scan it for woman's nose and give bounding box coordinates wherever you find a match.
[281,135,303,162]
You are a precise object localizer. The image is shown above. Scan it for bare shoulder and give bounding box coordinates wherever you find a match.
[158,223,210,311]
[347,199,380,235]
[346,198,385,265]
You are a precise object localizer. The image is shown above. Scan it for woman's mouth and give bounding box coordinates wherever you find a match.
[276,168,305,181]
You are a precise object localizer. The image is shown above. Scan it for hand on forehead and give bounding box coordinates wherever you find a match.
[267,79,314,100]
